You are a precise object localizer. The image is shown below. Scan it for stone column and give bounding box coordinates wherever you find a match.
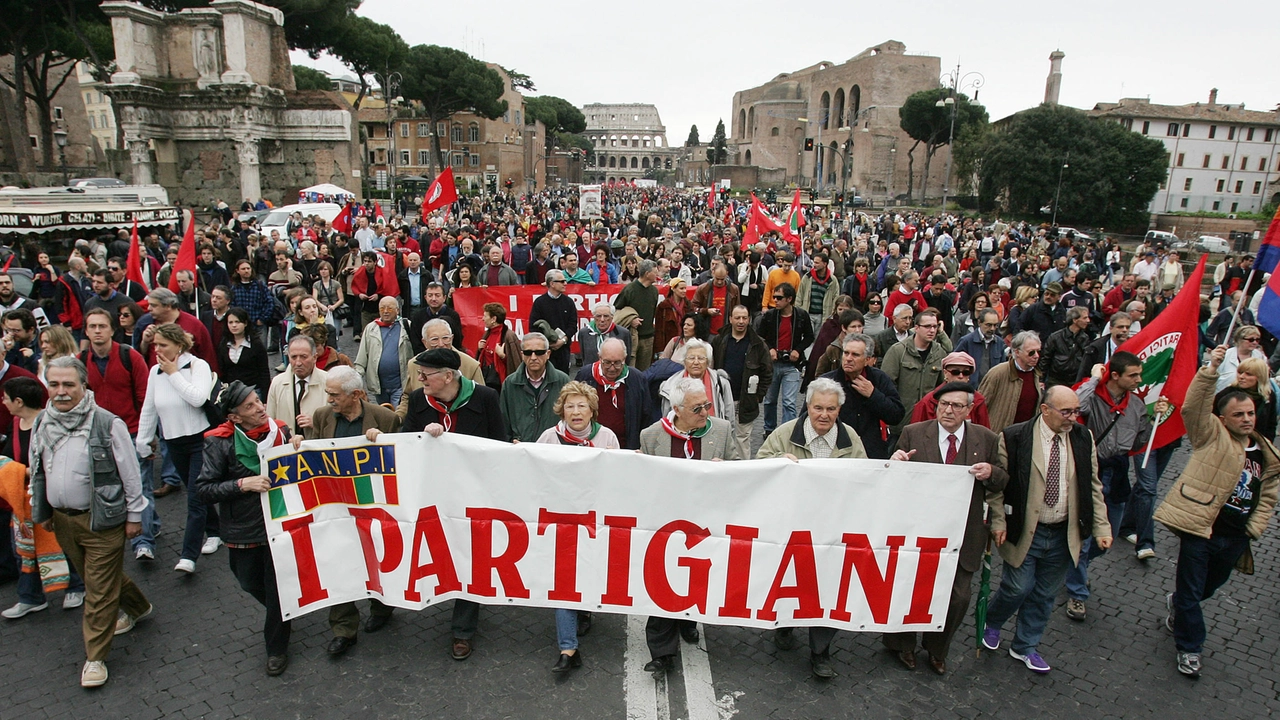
[128,139,153,185]
[236,137,261,202]
[218,10,253,84]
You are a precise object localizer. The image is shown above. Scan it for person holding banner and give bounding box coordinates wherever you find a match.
[639,376,739,677]
[195,381,292,676]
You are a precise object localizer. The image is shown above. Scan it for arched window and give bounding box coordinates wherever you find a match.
[820,91,831,130]
[748,107,755,137]
[632,136,640,147]
[654,137,662,148]
[610,135,618,147]
[642,157,650,169]
[833,88,846,128]
[738,109,746,138]
[468,123,480,142]
[745,149,752,165]
[451,124,463,142]
[771,127,780,136]
[609,156,617,168]
[653,156,661,167]
[630,157,638,168]
[850,85,861,120]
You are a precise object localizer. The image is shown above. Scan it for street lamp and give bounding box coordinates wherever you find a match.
[53,127,69,186]
[374,70,403,207]
[1052,153,1070,226]
[935,63,984,212]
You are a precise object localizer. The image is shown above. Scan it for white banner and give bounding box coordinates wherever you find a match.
[579,184,603,219]
[261,434,972,632]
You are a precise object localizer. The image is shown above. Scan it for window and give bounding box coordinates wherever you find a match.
[1241,156,1249,170]
[1231,202,1239,213]
[100,112,109,128]
[1260,158,1268,171]
[1235,180,1244,193]
[1141,121,1150,135]
[452,153,464,167]
[369,150,377,164]
[630,157,638,168]
[1208,125,1217,139]
[1202,154,1211,168]
[1247,128,1255,141]
[1212,201,1221,211]
[1216,179,1226,192]
[399,149,409,166]
[418,150,430,165]
[1180,198,1189,208]
[1166,123,1178,136]
[1266,129,1275,142]
[515,111,521,125]
[28,135,37,148]
[89,114,96,129]
[1254,181,1263,194]
[451,124,463,142]
[53,107,63,121]
[1227,126,1236,140]
[417,123,429,137]
[399,123,408,138]
[469,123,479,142]
[503,111,510,123]
[85,92,92,105]
[1221,156,1230,169]
[437,122,447,137]
[1176,153,1184,167]
[1182,123,1190,137]
[771,127,779,136]
[1183,178,1193,191]
[470,153,479,167]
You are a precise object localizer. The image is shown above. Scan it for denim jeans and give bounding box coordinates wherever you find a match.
[133,444,161,553]
[157,434,182,488]
[0,509,17,581]
[17,563,85,604]
[167,432,219,562]
[1172,532,1248,653]
[985,522,1073,655]
[1119,439,1181,552]
[555,609,578,651]
[1065,456,1127,601]
[762,364,801,434]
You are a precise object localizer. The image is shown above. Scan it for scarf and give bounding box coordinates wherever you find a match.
[29,391,97,481]
[684,371,716,417]
[374,316,401,328]
[555,421,602,447]
[478,325,507,381]
[810,267,831,284]
[593,362,628,408]
[205,417,287,471]
[1093,380,1132,417]
[660,411,711,459]
[424,376,476,432]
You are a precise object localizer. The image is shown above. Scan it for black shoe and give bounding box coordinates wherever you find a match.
[326,635,357,657]
[266,654,288,676]
[774,628,798,651]
[364,612,392,633]
[552,650,583,674]
[811,651,835,679]
[643,655,674,676]
[680,623,700,644]
[576,611,593,636]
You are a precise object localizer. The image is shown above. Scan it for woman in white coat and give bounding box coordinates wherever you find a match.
[659,339,736,424]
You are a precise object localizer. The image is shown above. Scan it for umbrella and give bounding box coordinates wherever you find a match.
[974,537,993,657]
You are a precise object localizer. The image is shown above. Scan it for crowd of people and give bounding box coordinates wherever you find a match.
[0,186,1277,690]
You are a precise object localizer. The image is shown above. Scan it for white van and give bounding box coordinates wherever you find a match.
[1195,235,1231,253]
[1144,230,1179,247]
[256,202,342,242]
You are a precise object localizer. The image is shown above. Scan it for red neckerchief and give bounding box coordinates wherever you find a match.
[555,421,600,447]
[810,267,831,284]
[374,317,399,328]
[205,417,285,441]
[660,413,710,459]
[1094,380,1132,416]
[424,394,456,431]
[593,362,628,407]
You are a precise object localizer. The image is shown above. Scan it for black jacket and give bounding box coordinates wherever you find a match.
[820,366,905,459]
[711,326,773,423]
[1000,418,1096,546]
[757,308,813,365]
[1022,300,1064,341]
[195,426,292,545]
[1077,336,1117,384]
[1040,326,1092,387]
[218,331,273,400]
[408,304,464,355]
[402,382,507,441]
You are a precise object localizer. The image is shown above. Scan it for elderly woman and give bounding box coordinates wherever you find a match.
[1224,356,1278,441]
[756,377,868,461]
[660,339,735,423]
[476,302,522,388]
[578,302,631,367]
[1216,325,1269,393]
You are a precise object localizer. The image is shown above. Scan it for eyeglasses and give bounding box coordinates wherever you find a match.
[685,401,712,414]
[944,367,973,377]
[599,359,625,367]
[416,370,446,381]
[772,295,785,301]
[522,348,549,356]
[1023,349,1041,356]
[916,323,939,330]
[937,399,972,411]
[1243,336,1261,343]
[1047,405,1081,418]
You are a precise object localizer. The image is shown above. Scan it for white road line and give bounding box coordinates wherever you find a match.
[624,614,659,720]
[680,623,720,720]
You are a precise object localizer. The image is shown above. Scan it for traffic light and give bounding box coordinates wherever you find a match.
[505,178,514,191]
[835,193,845,205]
[804,138,814,151]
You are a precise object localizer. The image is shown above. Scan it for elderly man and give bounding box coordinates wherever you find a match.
[578,302,631,367]
[408,282,463,354]
[1078,311,1131,383]
[1041,306,1093,388]
[873,304,915,363]
[757,377,867,679]
[881,308,946,440]
[500,332,570,442]
[982,386,1111,674]
[397,319,484,420]
[29,357,151,688]
[481,245,520,286]
[398,252,430,313]
[354,296,413,406]
[266,335,329,435]
[712,305,772,459]
[575,337,650,450]
[391,348,506,660]
[886,381,1007,674]
[692,257,740,336]
[134,287,218,370]
[910,351,992,428]
[639,376,738,677]
[297,366,401,655]
[820,333,903,458]
[978,330,1043,431]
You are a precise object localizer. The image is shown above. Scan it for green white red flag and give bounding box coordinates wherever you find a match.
[783,189,805,253]
[1115,255,1207,452]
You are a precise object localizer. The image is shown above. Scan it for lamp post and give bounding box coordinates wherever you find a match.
[1052,153,1070,226]
[53,127,69,186]
[935,63,984,212]
[374,70,403,206]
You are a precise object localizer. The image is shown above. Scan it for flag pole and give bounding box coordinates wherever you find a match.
[1140,409,1164,469]
[1219,267,1257,345]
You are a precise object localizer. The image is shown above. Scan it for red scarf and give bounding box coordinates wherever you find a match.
[659,413,711,459]
[205,417,287,442]
[810,266,831,284]
[478,325,508,382]
[593,362,628,408]
[555,421,601,447]
[1093,380,1131,419]
[374,317,400,328]
[423,377,476,432]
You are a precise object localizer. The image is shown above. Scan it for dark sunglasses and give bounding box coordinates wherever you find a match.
[945,367,973,377]
[522,349,549,356]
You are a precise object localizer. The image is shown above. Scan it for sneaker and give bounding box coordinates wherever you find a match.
[135,546,154,561]
[1123,533,1138,544]
[2,601,48,619]
[201,537,223,555]
[174,559,196,573]
[981,626,1001,651]
[114,603,153,635]
[62,591,84,610]
[1009,648,1051,673]
[1176,651,1201,677]
[1066,598,1086,621]
[1165,592,1175,633]
[275,362,287,373]
[1136,548,1156,561]
[81,660,108,687]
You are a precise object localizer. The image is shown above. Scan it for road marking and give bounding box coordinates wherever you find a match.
[680,623,720,720]
[624,614,659,720]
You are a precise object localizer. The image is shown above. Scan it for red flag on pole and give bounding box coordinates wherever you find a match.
[168,210,198,293]
[707,184,716,211]
[126,218,150,290]
[421,167,458,217]
[331,201,354,235]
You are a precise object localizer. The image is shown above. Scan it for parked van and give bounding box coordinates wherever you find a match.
[1195,235,1231,253]
[256,202,342,241]
[1144,230,1179,247]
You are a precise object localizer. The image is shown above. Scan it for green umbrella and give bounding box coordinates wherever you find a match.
[974,537,993,657]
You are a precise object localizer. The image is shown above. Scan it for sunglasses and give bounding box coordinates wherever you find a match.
[945,367,973,377]
[522,349,549,356]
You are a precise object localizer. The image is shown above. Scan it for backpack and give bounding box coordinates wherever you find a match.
[79,344,134,378]
[981,235,994,253]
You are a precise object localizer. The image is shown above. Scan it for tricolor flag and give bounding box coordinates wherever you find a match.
[1116,255,1207,452]
[268,473,400,520]
[1255,205,1280,338]
[784,189,805,253]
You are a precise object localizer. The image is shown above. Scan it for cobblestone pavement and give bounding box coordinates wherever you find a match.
[3,338,1278,719]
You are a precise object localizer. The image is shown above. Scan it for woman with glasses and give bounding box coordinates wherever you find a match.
[658,339,735,422]
[116,299,145,347]
[1216,325,1270,393]
[1223,357,1278,441]
[861,294,887,334]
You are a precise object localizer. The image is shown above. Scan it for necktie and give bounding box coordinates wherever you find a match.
[946,434,958,465]
[294,376,306,433]
[1044,435,1061,507]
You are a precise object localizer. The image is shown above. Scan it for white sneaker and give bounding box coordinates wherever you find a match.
[2,601,48,619]
[81,660,108,687]
[174,559,196,573]
[62,591,84,610]
[1124,533,1138,544]
[1136,547,1156,561]
[114,603,153,635]
[135,546,154,561]
[201,537,223,555]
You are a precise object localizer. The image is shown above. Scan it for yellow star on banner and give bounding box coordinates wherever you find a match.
[272,464,290,483]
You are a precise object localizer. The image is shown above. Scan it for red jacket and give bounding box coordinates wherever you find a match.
[0,362,36,430]
[910,388,991,428]
[82,343,148,434]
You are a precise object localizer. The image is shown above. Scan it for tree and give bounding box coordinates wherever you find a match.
[686,125,699,146]
[708,119,727,165]
[326,16,406,110]
[898,88,987,201]
[502,67,535,93]
[399,44,507,176]
[958,104,1167,228]
[292,64,332,91]
[524,95,585,134]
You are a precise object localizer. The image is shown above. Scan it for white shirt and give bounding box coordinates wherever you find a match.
[42,413,146,521]
[937,422,966,463]
[1037,416,1073,524]
[136,353,214,451]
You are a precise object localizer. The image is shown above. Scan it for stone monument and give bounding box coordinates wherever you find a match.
[102,0,359,205]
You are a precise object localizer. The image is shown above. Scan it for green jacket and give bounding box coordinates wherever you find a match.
[499,364,570,442]
[880,337,947,433]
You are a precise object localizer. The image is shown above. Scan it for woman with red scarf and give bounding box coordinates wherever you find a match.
[475,302,521,389]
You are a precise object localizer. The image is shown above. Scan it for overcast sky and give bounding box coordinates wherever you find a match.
[294,0,1279,140]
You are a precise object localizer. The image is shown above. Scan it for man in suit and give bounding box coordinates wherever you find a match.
[297,366,400,656]
[982,385,1111,674]
[886,382,1008,674]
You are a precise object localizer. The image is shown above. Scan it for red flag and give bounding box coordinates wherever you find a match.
[707,184,716,211]
[376,251,400,297]
[126,218,150,290]
[421,167,458,217]
[1116,255,1208,452]
[168,210,198,293]
[331,202,354,235]
[374,201,385,224]
[1,255,11,272]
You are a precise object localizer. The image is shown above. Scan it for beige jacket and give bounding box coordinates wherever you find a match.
[977,358,1042,432]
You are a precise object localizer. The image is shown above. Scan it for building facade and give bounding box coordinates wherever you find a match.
[730,40,947,201]
[582,103,678,184]
[76,63,118,154]
[1091,92,1280,214]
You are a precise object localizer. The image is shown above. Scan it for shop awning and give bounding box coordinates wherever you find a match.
[0,204,181,234]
